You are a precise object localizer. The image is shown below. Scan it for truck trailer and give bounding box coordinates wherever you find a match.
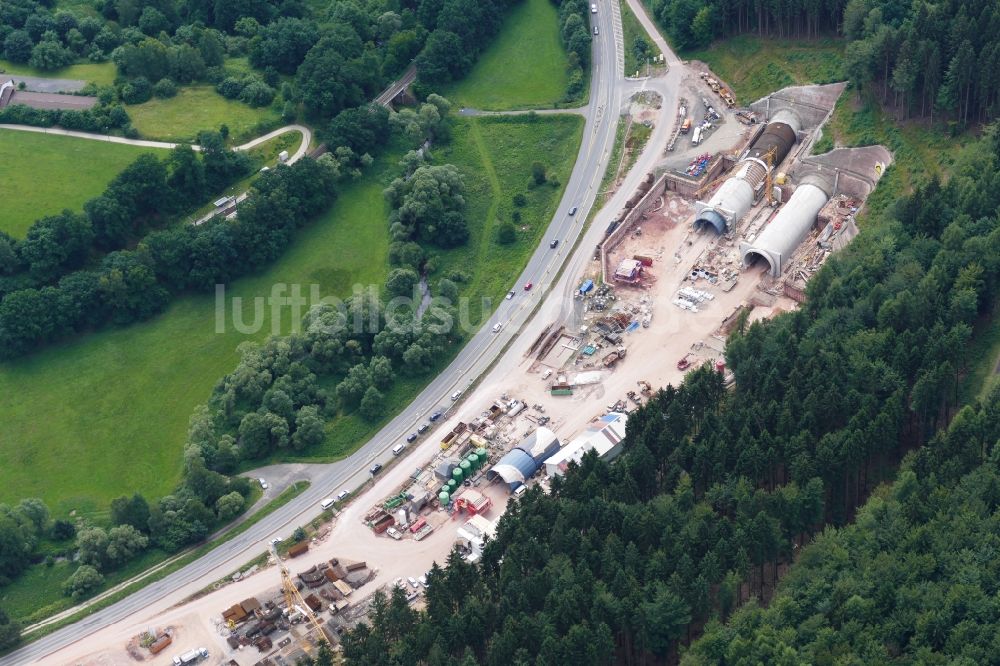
[173,647,208,665]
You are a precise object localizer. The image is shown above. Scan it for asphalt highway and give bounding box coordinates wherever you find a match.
[0,2,635,662]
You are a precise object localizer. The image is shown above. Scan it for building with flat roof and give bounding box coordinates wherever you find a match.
[544,412,627,477]
[455,514,498,556]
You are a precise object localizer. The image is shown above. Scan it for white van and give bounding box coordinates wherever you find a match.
[392,443,405,456]
[320,498,335,510]
[451,390,462,401]
[541,369,553,381]
[591,3,597,13]
[513,484,528,497]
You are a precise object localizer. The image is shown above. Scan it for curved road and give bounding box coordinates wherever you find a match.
[0,123,313,162]
[0,1,669,662]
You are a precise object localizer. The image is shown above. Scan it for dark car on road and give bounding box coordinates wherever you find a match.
[550,239,559,248]
[370,463,383,475]
[569,206,578,215]
[417,423,430,434]
[406,433,418,443]
[429,410,444,422]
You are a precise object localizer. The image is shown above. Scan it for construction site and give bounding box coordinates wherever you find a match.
[466,78,891,487]
[253,77,890,662]
[44,65,892,666]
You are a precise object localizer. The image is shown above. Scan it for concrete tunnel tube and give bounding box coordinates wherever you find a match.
[692,109,802,235]
[740,172,833,277]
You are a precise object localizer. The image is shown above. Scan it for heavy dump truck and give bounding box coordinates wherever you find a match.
[603,348,627,367]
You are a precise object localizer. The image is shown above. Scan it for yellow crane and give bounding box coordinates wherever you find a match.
[694,171,730,199]
[761,146,778,205]
[270,543,330,651]
[693,145,779,201]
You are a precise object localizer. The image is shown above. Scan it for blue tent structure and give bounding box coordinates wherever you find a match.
[487,427,561,490]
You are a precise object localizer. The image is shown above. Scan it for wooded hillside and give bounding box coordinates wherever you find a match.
[338,127,1000,665]
[647,0,1000,126]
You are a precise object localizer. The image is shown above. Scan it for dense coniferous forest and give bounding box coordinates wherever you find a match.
[685,389,1000,664]
[648,0,1000,126]
[337,126,1000,664]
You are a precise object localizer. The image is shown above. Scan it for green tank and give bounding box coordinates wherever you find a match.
[460,459,471,473]
[448,478,457,490]
[438,491,450,504]
[452,467,464,482]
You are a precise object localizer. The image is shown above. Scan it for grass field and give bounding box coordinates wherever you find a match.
[0,113,583,514]
[441,0,570,110]
[0,59,115,86]
[432,115,584,319]
[685,35,845,104]
[244,114,585,464]
[127,86,282,142]
[0,130,159,237]
[0,148,396,515]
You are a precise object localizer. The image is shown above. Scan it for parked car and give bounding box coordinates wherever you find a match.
[417,423,430,434]
[336,490,349,501]
[429,410,443,422]
[549,239,559,249]
[258,478,268,490]
[406,432,418,443]
[451,390,462,401]
[370,463,383,475]
[407,576,418,588]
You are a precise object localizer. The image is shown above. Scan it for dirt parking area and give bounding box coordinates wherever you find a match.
[69,614,226,666]
[10,91,97,110]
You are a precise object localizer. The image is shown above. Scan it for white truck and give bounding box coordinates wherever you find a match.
[173,648,208,665]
